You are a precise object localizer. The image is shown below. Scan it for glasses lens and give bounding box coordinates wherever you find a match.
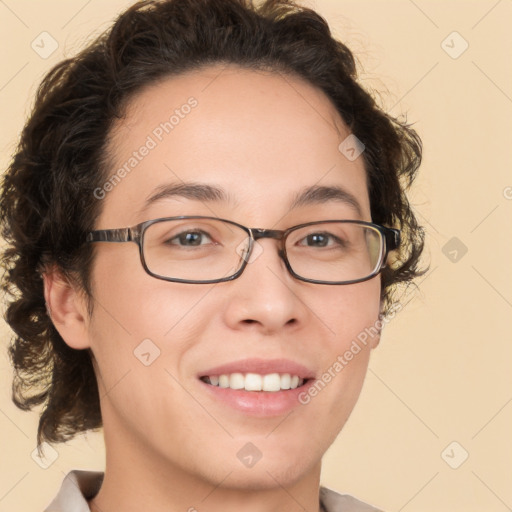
[286,222,384,283]
[142,218,249,281]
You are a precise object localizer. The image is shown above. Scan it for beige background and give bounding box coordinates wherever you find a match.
[1,1,511,511]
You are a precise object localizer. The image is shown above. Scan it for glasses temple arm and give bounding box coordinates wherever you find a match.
[86,227,138,243]
[385,228,401,251]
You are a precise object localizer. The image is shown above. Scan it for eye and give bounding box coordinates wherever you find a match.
[168,230,213,247]
[298,232,343,248]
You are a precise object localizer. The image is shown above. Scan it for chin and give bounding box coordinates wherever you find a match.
[178,438,321,493]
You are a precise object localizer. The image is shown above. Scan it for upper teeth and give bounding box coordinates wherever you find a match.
[204,373,304,392]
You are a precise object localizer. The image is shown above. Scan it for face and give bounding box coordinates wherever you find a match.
[83,65,381,490]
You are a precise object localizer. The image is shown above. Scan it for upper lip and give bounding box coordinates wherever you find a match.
[198,358,316,379]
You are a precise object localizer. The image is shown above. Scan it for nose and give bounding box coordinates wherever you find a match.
[222,238,308,335]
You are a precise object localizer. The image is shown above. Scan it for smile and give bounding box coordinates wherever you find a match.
[197,358,315,415]
[200,373,306,392]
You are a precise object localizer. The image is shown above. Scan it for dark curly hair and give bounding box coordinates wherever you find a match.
[0,0,424,446]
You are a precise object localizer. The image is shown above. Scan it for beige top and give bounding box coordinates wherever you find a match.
[43,471,383,512]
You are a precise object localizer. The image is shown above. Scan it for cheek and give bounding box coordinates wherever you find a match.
[89,245,215,337]
[86,248,217,394]
[319,275,382,349]
[304,277,381,410]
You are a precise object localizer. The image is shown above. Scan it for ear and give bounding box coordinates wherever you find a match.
[43,267,91,350]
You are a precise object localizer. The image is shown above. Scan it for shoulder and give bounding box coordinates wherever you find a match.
[320,486,384,512]
[44,470,103,512]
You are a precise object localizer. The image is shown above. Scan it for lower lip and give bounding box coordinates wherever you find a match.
[199,379,313,416]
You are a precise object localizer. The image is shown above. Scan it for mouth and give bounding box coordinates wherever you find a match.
[197,359,315,416]
[200,373,311,392]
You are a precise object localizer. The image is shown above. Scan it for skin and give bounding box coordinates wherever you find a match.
[45,65,382,512]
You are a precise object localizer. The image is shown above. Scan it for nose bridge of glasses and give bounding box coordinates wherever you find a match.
[245,228,287,263]
[250,228,285,241]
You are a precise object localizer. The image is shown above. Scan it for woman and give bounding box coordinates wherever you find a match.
[0,0,424,510]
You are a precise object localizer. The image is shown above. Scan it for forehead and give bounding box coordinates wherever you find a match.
[100,65,370,226]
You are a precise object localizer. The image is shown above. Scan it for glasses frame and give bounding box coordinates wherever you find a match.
[86,216,400,285]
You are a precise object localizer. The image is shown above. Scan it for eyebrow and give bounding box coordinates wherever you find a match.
[290,185,363,217]
[139,181,363,218]
[138,182,232,217]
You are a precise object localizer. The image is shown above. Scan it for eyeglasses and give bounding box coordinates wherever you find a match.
[86,216,400,285]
